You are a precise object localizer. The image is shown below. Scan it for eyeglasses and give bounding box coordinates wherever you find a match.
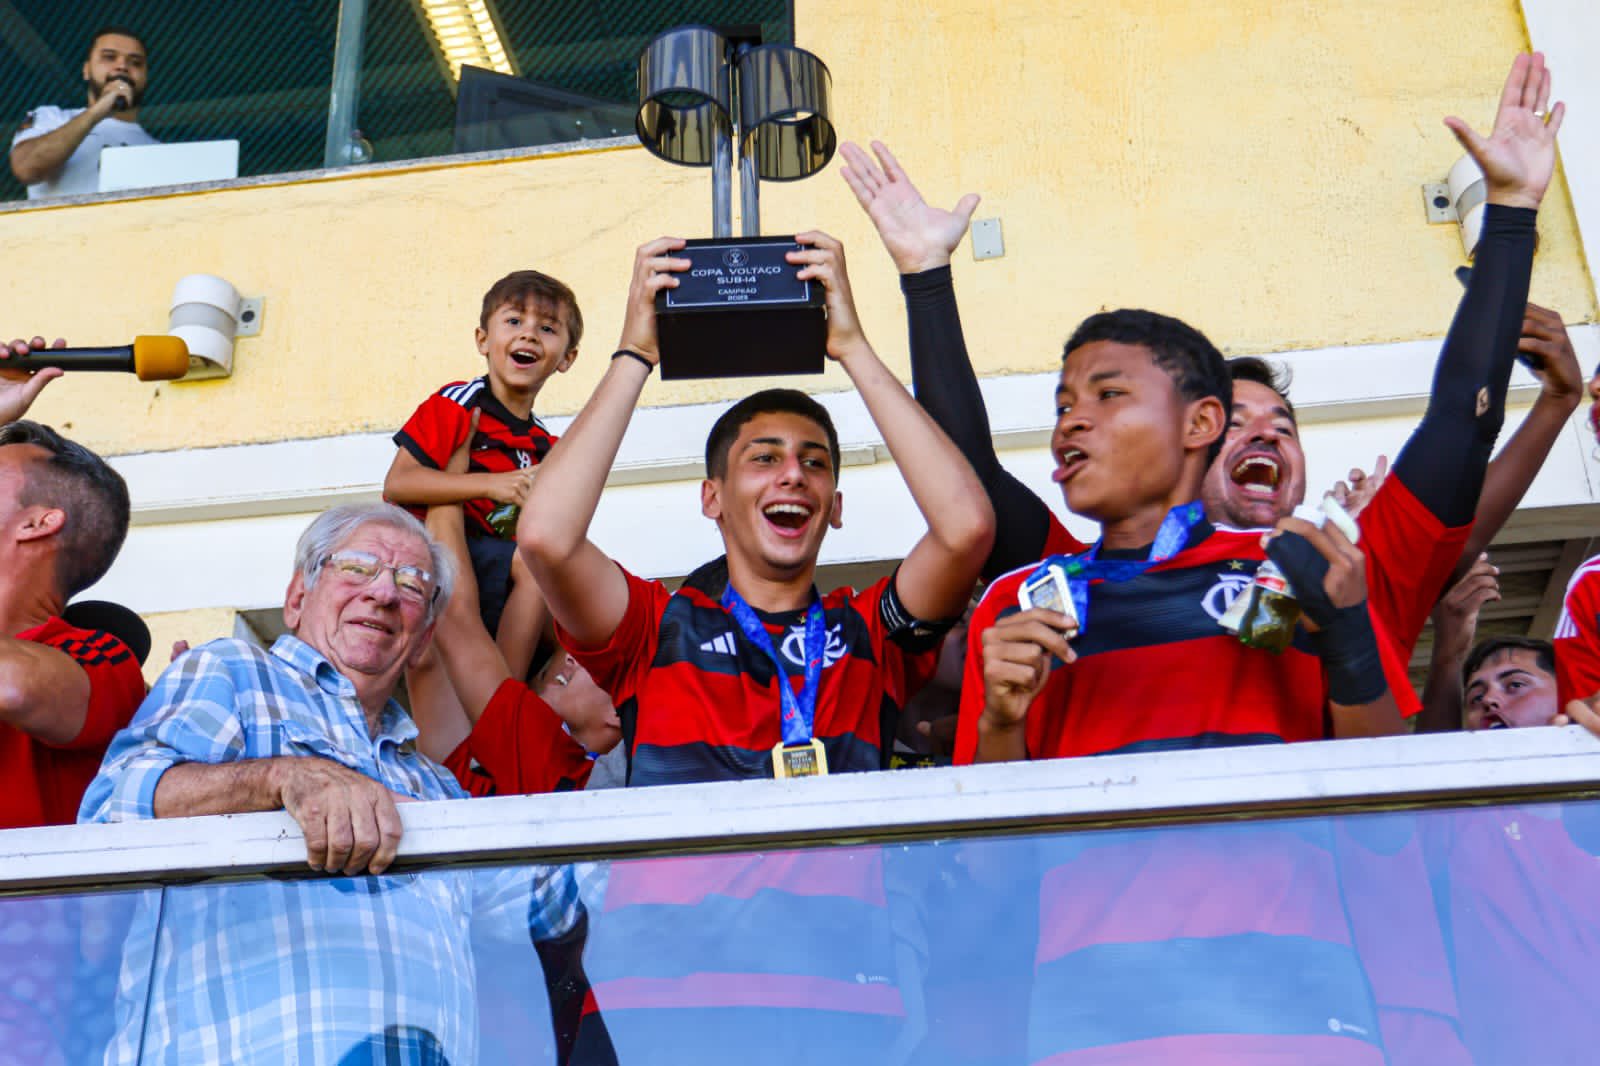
[319,550,438,606]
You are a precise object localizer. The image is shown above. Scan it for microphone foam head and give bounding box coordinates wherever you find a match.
[131,335,190,381]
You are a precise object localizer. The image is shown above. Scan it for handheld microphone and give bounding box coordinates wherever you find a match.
[6,336,189,382]
[107,75,133,112]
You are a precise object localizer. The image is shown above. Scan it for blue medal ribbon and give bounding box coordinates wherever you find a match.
[1027,500,1205,630]
[721,586,826,748]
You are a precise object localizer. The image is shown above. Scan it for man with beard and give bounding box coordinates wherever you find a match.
[10,26,156,199]
[844,53,1562,732]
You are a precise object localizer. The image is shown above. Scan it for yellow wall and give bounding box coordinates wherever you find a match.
[0,0,1590,459]
[139,608,239,685]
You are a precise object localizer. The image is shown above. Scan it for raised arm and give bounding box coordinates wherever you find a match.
[841,140,1058,577]
[1418,556,1500,733]
[1450,304,1583,578]
[1390,54,1559,527]
[518,238,689,647]
[9,89,129,184]
[790,232,994,622]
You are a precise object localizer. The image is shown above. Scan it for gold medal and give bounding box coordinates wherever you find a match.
[772,739,829,778]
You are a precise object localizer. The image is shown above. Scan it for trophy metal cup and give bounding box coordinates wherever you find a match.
[635,25,836,380]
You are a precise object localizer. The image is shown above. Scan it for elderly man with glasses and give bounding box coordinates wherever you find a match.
[80,502,586,1064]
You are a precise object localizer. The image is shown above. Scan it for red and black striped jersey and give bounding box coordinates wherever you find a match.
[1027,815,1471,1065]
[561,558,941,787]
[955,521,1417,763]
[391,376,558,538]
[1423,802,1600,1064]
[0,616,145,828]
[441,678,592,796]
[1554,553,1600,706]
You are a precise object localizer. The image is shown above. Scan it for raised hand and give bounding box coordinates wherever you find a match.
[839,140,980,274]
[1432,553,1501,664]
[1326,455,1388,521]
[1444,52,1564,211]
[1520,302,1583,404]
[616,237,691,366]
[789,231,869,361]
[0,336,66,424]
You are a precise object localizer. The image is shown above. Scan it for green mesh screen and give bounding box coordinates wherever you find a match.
[0,1,790,202]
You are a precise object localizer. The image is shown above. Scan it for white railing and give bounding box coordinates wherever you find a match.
[3,726,1598,894]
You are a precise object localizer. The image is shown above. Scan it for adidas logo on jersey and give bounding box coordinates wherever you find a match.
[698,624,849,667]
[700,633,737,656]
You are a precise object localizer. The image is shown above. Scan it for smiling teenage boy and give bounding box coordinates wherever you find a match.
[519,233,992,783]
[517,234,991,1064]
[844,53,1561,731]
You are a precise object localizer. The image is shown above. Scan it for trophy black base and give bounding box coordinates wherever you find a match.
[654,236,827,381]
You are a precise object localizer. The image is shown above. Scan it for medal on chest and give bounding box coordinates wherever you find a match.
[721,586,830,779]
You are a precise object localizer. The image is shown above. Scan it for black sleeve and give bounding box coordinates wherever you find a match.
[1391,204,1538,526]
[902,266,1054,580]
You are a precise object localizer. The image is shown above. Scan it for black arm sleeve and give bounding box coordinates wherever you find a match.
[902,266,1054,580]
[1391,204,1538,526]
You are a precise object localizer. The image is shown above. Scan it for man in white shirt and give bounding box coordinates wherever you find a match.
[9,26,157,199]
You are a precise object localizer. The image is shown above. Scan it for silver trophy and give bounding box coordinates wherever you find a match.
[635,25,836,380]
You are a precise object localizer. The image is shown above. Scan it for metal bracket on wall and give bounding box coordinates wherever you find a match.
[1422,183,1458,224]
[971,217,1005,260]
[236,297,264,337]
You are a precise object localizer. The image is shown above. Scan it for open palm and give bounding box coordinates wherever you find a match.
[840,141,980,274]
[1445,52,1564,210]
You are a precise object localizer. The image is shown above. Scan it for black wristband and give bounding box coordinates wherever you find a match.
[612,348,654,373]
[1310,602,1388,705]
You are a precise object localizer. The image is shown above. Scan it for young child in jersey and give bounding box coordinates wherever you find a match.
[517,232,994,1065]
[385,270,582,680]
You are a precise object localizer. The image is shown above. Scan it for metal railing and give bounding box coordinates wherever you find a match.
[5,726,1596,894]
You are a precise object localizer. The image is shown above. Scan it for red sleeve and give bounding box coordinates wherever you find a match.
[393,391,470,472]
[465,679,592,793]
[556,564,671,709]
[1369,611,1423,719]
[35,625,146,751]
[441,740,499,797]
[1555,561,1600,707]
[954,577,1017,765]
[1359,476,1473,662]
[1043,512,1090,557]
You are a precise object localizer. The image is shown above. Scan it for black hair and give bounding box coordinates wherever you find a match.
[1227,356,1296,422]
[1462,636,1555,690]
[1062,309,1232,462]
[0,421,130,597]
[87,25,146,60]
[704,389,841,480]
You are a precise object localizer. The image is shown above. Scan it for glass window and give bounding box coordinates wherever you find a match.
[0,1,791,204]
[18,797,1600,1063]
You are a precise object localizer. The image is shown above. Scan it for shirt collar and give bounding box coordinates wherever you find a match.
[269,635,418,744]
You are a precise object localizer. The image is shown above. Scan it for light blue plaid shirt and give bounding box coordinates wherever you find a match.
[80,636,581,1064]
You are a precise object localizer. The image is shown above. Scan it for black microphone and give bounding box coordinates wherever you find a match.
[6,337,189,381]
[108,74,133,112]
